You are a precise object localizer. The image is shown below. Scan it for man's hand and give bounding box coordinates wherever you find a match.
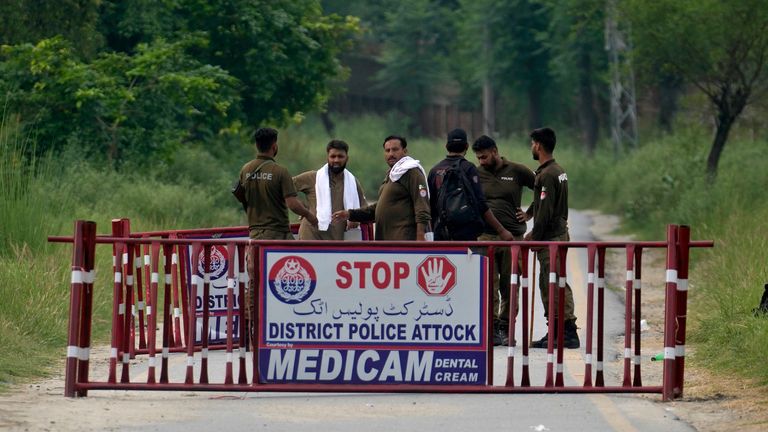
[499,229,515,241]
[524,231,532,241]
[305,213,318,226]
[346,221,360,230]
[515,208,531,223]
[332,210,349,222]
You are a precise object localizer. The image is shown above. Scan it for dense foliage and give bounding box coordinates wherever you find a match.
[0,0,359,164]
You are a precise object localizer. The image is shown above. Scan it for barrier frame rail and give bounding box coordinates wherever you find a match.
[50,221,712,400]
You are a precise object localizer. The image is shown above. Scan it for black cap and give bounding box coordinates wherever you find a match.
[447,128,468,144]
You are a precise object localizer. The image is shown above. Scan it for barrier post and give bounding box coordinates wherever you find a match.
[169,240,184,347]
[108,220,124,384]
[545,244,557,387]
[237,244,248,384]
[505,245,520,387]
[146,242,160,383]
[674,225,691,398]
[161,244,173,383]
[64,220,86,397]
[76,222,96,397]
[138,241,151,350]
[225,242,237,384]
[595,247,606,387]
[487,246,495,386]
[583,245,596,387]
[633,247,644,387]
[185,242,202,384]
[200,245,211,384]
[178,243,191,350]
[623,245,635,387]
[119,220,134,381]
[555,246,568,387]
[520,247,531,387]
[662,225,679,401]
[130,238,141,360]
[122,242,136,382]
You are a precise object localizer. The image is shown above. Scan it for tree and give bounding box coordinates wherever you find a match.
[628,0,768,181]
[0,37,240,163]
[375,0,457,118]
[457,0,554,131]
[97,0,359,126]
[540,0,607,155]
[0,0,102,58]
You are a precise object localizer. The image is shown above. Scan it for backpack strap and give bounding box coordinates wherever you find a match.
[246,160,274,180]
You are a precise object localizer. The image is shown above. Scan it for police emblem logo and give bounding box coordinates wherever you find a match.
[197,245,228,280]
[268,256,317,304]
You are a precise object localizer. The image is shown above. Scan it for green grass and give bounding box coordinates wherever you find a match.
[0,112,244,389]
[562,128,768,385]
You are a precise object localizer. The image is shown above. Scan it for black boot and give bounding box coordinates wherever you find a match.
[531,324,552,349]
[563,320,580,349]
[493,319,511,346]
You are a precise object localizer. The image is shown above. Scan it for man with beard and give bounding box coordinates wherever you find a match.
[519,127,579,349]
[332,135,431,241]
[472,134,535,346]
[293,140,367,240]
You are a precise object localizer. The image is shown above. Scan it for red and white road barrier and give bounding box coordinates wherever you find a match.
[51,222,710,400]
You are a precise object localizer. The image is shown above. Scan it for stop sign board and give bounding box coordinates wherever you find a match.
[416,256,457,296]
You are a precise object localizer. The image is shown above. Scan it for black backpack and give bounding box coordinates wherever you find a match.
[436,159,483,235]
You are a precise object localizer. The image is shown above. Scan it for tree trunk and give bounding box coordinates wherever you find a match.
[527,87,542,130]
[483,79,495,136]
[657,73,682,133]
[577,50,599,156]
[706,112,735,183]
[320,112,335,137]
[707,87,749,182]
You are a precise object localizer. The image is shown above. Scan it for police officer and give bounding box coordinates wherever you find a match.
[521,127,579,349]
[427,129,513,242]
[234,127,317,321]
[332,135,432,241]
[472,135,535,346]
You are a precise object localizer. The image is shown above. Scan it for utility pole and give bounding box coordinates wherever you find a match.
[605,0,638,157]
[482,25,495,136]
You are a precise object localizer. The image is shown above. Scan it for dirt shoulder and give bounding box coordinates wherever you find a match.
[586,210,768,432]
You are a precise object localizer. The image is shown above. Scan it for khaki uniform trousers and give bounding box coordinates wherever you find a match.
[535,232,576,322]
[479,233,523,323]
[245,229,294,318]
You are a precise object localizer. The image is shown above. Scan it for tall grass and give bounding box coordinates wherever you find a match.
[0,111,243,388]
[0,113,62,253]
[562,128,768,385]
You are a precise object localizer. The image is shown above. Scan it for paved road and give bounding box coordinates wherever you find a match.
[1,210,694,432]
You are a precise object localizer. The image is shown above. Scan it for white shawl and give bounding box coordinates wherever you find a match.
[315,164,361,231]
[388,156,429,197]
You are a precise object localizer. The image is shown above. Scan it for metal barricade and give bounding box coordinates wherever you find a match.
[50,221,711,400]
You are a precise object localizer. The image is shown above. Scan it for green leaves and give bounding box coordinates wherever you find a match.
[0,36,241,164]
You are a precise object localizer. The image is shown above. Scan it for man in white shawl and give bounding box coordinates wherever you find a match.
[333,135,432,241]
[293,140,367,240]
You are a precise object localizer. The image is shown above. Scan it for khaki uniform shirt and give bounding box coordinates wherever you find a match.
[349,168,431,240]
[531,159,568,241]
[238,156,297,237]
[293,169,367,240]
[477,157,535,236]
